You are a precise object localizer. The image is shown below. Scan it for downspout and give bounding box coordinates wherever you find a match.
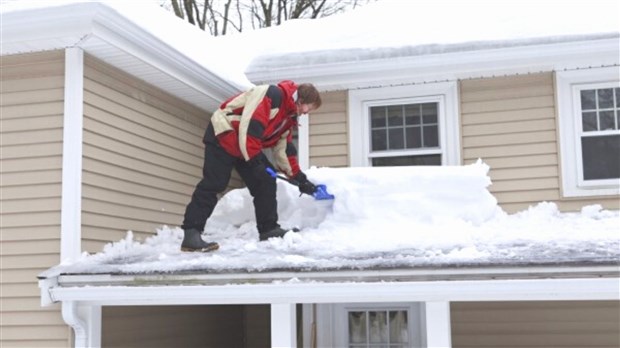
[61,46,87,347]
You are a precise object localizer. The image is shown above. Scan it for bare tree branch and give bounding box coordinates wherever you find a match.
[164,0,376,35]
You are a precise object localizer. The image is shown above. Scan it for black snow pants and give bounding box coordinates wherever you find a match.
[182,129,279,234]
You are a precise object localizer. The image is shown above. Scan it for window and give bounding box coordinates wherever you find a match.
[556,67,620,197]
[349,82,460,167]
[333,303,424,348]
[348,309,410,348]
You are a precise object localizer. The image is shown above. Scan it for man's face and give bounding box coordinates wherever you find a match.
[296,103,316,116]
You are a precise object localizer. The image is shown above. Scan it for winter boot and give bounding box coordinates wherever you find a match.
[259,227,300,241]
[181,228,219,252]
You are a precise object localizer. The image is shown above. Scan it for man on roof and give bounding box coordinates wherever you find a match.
[180,80,322,252]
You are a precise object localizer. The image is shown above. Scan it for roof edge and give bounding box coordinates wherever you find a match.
[40,276,620,307]
[246,36,620,90]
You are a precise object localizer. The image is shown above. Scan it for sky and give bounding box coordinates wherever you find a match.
[45,161,619,276]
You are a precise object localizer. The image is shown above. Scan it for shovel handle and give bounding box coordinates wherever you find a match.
[265,167,297,185]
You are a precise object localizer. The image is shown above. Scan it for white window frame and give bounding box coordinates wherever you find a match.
[348,82,460,167]
[556,67,620,197]
[305,303,425,348]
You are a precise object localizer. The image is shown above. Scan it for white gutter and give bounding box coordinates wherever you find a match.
[39,265,620,306]
[246,37,619,90]
[44,278,619,306]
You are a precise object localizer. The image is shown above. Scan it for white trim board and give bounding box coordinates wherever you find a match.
[42,277,620,306]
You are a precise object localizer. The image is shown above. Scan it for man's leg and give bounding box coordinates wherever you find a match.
[235,154,279,234]
[181,141,235,251]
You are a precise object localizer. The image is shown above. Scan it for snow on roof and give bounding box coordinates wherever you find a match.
[43,162,620,277]
[217,0,620,78]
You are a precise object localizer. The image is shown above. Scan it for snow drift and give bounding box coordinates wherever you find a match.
[43,161,619,276]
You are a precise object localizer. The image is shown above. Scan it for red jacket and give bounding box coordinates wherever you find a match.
[207,81,301,176]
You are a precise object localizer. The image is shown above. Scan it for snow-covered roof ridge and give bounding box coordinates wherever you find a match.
[39,162,620,277]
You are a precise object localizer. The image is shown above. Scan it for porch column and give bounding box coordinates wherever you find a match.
[79,303,102,347]
[425,301,452,348]
[271,303,297,348]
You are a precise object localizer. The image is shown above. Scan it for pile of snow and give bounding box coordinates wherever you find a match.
[48,161,619,275]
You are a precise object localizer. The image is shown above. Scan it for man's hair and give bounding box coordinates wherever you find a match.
[297,83,322,109]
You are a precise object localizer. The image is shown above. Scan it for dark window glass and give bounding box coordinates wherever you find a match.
[580,89,596,110]
[598,88,614,109]
[372,154,441,166]
[581,135,620,180]
[370,107,386,128]
[615,87,620,108]
[406,126,422,148]
[387,106,403,126]
[582,111,598,132]
[423,125,439,147]
[372,129,387,151]
[388,128,405,149]
[600,111,616,130]
[421,103,438,120]
[405,104,420,125]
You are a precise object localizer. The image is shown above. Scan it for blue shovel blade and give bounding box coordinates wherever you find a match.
[313,184,335,200]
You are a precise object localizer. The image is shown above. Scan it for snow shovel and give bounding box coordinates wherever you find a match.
[266,168,335,200]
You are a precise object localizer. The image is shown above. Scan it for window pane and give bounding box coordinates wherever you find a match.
[371,107,386,128]
[421,103,438,122]
[387,106,403,126]
[372,129,387,151]
[368,311,388,343]
[406,127,422,148]
[372,155,441,166]
[580,89,596,110]
[600,111,616,130]
[389,311,409,343]
[349,312,367,344]
[388,128,404,149]
[423,125,439,147]
[405,104,421,125]
[615,87,620,108]
[582,112,598,132]
[581,135,620,180]
[598,88,614,109]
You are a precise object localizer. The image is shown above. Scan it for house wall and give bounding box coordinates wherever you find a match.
[309,90,348,168]
[1,51,69,347]
[451,300,620,348]
[81,55,211,252]
[323,72,618,213]
[460,72,619,213]
[102,305,270,347]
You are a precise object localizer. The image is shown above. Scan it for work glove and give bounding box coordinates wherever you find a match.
[293,171,317,196]
[247,156,271,181]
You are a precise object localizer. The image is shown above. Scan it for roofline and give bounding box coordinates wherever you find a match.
[1,3,242,108]
[39,265,620,306]
[88,5,243,99]
[246,36,620,90]
[40,276,620,307]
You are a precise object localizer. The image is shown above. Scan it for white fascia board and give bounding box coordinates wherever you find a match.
[88,6,242,102]
[46,277,619,306]
[246,38,620,90]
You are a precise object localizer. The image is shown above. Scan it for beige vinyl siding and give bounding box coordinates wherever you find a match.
[81,55,210,252]
[460,73,619,213]
[451,301,620,348]
[102,305,270,347]
[309,90,349,167]
[1,51,69,347]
